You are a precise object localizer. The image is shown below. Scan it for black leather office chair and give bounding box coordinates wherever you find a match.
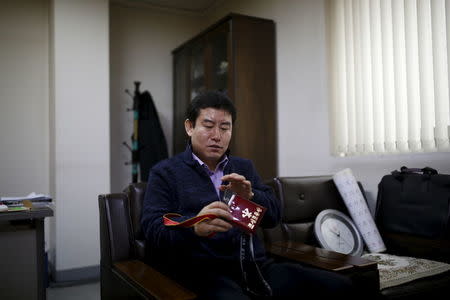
[98,182,196,300]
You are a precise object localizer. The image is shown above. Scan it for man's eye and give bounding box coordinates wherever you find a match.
[220,126,230,131]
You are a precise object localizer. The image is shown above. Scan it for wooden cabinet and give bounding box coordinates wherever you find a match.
[172,13,277,180]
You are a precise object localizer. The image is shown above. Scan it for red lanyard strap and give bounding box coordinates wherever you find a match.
[163,213,218,227]
[163,213,219,237]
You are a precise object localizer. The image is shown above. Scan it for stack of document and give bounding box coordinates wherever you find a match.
[1,192,52,207]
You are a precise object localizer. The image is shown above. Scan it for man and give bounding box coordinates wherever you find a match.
[141,91,356,299]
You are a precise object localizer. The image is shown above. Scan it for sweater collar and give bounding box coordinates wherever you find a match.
[182,144,231,168]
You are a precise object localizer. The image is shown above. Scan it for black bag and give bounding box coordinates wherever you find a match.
[375,166,450,239]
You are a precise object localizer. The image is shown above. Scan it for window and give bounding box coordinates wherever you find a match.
[328,0,450,156]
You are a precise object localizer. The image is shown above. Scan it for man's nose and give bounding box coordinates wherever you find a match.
[211,127,221,140]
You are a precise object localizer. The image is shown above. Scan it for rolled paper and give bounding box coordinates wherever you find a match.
[333,168,386,253]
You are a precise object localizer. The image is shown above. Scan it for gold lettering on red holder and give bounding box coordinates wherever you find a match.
[228,195,266,234]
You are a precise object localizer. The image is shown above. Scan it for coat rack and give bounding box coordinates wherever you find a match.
[123,81,169,183]
[123,81,141,183]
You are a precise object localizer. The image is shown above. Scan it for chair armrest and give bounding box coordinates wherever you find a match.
[266,241,380,293]
[114,260,197,300]
[266,241,377,272]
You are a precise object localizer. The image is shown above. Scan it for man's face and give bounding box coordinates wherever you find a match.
[185,108,232,169]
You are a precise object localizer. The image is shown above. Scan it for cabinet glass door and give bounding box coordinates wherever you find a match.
[173,48,190,154]
[210,27,229,94]
[190,42,206,100]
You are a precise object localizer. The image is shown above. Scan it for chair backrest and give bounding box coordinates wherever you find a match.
[259,176,352,246]
[123,182,148,259]
[99,182,148,267]
[99,192,136,267]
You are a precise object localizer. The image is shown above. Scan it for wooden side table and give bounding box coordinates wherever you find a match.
[266,241,380,294]
[0,207,53,300]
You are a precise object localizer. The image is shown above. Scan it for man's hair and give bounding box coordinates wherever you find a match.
[186,90,237,126]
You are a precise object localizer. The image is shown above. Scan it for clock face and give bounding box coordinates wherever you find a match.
[320,218,355,254]
[314,209,363,256]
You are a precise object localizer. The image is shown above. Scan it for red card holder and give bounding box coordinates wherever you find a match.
[227,194,267,234]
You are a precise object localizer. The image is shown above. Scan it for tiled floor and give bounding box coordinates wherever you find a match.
[47,281,100,300]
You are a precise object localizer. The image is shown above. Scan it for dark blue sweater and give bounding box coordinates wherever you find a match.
[141,146,280,268]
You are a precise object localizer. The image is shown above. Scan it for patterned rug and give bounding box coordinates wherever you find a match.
[362,253,450,290]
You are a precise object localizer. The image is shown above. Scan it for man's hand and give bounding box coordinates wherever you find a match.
[194,201,233,237]
[220,173,254,200]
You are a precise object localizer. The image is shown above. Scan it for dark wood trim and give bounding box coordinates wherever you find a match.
[0,206,53,222]
[172,13,273,54]
[114,260,197,300]
[267,241,377,272]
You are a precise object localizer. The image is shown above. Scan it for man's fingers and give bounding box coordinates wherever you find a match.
[221,173,246,182]
[207,218,233,231]
[220,174,251,191]
[197,201,232,220]
[218,184,228,191]
[207,201,230,210]
[219,174,253,200]
[195,217,233,236]
[205,207,232,221]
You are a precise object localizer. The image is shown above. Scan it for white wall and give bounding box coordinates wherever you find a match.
[0,0,50,196]
[204,0,450,212]
[50,0,110,279]
[109,2,203,192]
[0,0,110,281]
[0,0,52,262]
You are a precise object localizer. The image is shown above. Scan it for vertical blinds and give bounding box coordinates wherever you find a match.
[328,0,450,156]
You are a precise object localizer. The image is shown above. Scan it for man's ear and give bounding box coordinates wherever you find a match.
[184,119,194,137]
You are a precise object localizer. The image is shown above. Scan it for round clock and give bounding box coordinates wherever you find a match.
[314,209,364,256]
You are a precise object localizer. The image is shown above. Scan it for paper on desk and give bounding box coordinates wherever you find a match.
[333,168,386,253]
[1,192,51,201]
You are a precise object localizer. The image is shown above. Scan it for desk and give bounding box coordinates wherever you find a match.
[0,207,53,300]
